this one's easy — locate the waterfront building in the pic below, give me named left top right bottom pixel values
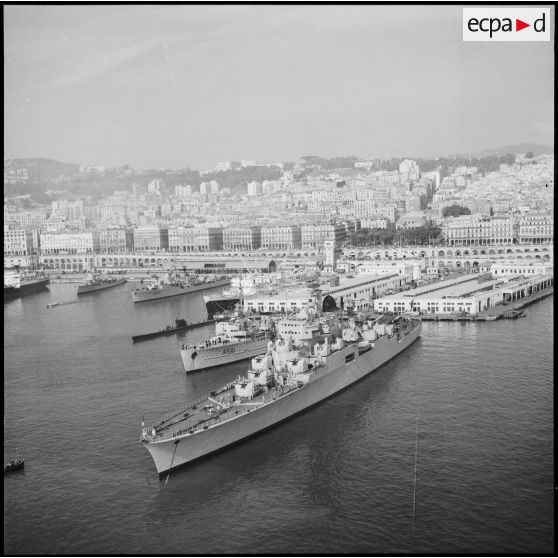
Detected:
left=197, top=225, right=224, bottom=252
left=442, top=215, right=515, bottom=246
left=40, top=230, right=100, bottom=255
left=261, top=225, right=302, bottom=250
left=168, top=226, right=198, bottom=252
left=320, top=273, right=408, bottom=311
left=99, top=227, right=134, bottom=253
left=356, top=261, right=422, bottom=281
left=133, top=225, right=169, bottom=252
left=490, top=260, right=553, bottom=277
left=223, top=225, right=262, bottom=251
left=4, top=227, right=38, bottom=256
left=243, top=287, right=317, bottom=315
left=373, top=273, right=553, bottom=315
left=517, top=213, right=553, bottom=244
left=301, top=222, right=346, bottom=250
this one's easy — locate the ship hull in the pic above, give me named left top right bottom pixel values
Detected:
left=147, top=323, right=421, bottom=475
left=77, top=278, right=127, bottom=295
left=205, top=296, right=240, bottom=318
left=4, top=277, right=50, bottom=300
left=180, top=337, right=271, bottom=372
left=132, top=278, right=230, bottom=303
left=132, top=319, right=216, bottom=343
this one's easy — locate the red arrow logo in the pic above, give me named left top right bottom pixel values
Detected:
left=516, top=19, right=530, bottom=31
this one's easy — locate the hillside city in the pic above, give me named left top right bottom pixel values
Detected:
left=4, top=149, right=553, bottom=276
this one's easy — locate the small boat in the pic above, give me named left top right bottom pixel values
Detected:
left=132, top=318, right=217, bottom=343
left=4, top=456, right=24, bottom=474
left=47, top=302, right=60, bottom=308
left=502, top=309, right=524, bottom=319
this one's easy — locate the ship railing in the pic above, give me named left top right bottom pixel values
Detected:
left=149, top=381, right=239, bottom=431
left=150, top=384, right=303, bottom=441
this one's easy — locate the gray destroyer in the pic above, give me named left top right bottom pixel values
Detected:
left=180, top=314, right=274, bottom=372
left=141, top=314, right=421, bottom=476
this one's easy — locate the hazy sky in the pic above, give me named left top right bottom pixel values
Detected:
left=4, top=5, right=554, bottom=169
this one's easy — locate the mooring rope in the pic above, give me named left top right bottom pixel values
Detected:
left=165, top=439, right=180, bottom=487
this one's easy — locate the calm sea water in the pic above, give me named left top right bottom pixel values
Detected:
left=3, top=282, right=554, bottom=555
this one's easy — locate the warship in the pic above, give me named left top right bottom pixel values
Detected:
left=77, top=275, right=126, bottom=295
left=4, top=270, right=50, bottom=300
left=142, top=314, right=421, bottom=476
left=132, top=273, right=230, bottom=303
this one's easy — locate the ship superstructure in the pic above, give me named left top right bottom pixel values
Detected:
left=4, top=270, right=50, bottom=300
left=132, top=272, right=230, bottom=303
left=179, top=314, right=274, bottom=372
left=143, top=314, right=421, bottom=475
left=77, top=274, right=126, bottom=295
left=203, top=272, right=282, bottom=317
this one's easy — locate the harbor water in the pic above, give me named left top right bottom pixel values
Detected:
left=3, top=283, right=554, bottom=554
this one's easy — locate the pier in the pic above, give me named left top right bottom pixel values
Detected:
left=419, top=286, right=553, bottom=322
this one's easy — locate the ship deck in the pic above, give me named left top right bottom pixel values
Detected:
left=148, top=379, right=304, bottom=443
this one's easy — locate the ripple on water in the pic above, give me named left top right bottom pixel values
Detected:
left=3, top=292, right=554, bottom=554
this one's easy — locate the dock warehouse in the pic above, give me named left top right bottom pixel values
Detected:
left=320, top=272, right=410, bottom=311
left=373, top=274, right=553, bottom=316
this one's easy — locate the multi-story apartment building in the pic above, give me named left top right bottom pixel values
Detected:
left=261, top=225, right=302, bottom=250
left=175, top=184, right=192, bottom=197
left=99, top=228, right=134, bottom=253
left=399, top=159, right=420, bottom=182
left=52, top=199, right=85, bottom=219
left=133, top=225, right=169, bottom=252
left=197, top=225, right=224, bottom=251
left=517, top=213, right=553, bottom=244
left=168, top=225, right=224, bottom=252
left=361, top=218, right=389, bottom=230
left=300, top=222, right=346, bottom=250
left=405, top=194, right=422, bottom=212
left=223, top=225, right=261, bottom=251
left=168, top=226, right=198, bottom=252
left=148, top=179, right=163, bottom=195
left=442, top=215, right=515, bottom=246
left=247, top=181, right=263, bottom=196
left=7, top=208, right=49, bottom=228
left=40, top=231, right=100, bottom=254
left=4, top=227, right=38, bottom=256
left=215, top=161, right=232, bottom=172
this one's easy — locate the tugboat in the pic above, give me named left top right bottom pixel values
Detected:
left=4, top=453, right=24, bottom=474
